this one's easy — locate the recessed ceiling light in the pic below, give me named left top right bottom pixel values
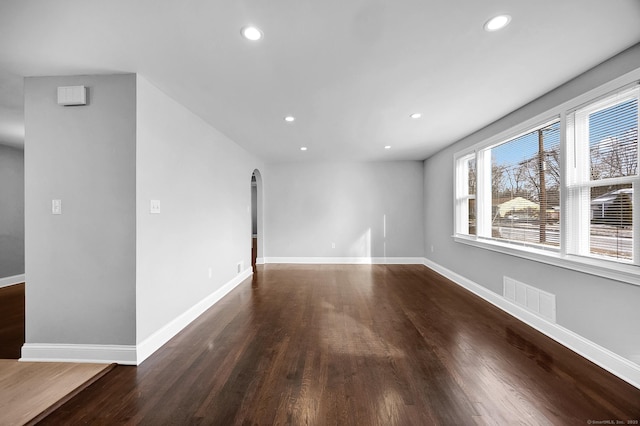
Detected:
left=410, top=113, right=422, bottom=119
left=384, top=146, right=391, bottom=150
left=241, top=26, right=263, bottom=41
left=284, top=116, right=295, bottom=122
left=484, top=15, right=511, bottom=32
left=300, top=147, right=308, bottom=151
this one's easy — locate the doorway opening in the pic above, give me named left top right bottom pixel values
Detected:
left=251, top=170, right=263, bottom=272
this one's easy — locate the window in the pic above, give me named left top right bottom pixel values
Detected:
left=455, top=154, right=476, bottom=235
left=567, top=87, right=638, bottom=262
left=455, top=83, right=639, bottom=272
left=488, top=121, right=560, bottom=249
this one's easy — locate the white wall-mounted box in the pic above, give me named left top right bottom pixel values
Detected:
left=57, top=85, right=87, bottom=106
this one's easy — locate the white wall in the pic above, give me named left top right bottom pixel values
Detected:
left=136, top=76, right=264, bottom=343
left=423, top=44, right=640, bottom=367
left=24, top=74, right=137, bottom=345
left=264, top=161, right=424, bottom=260
left=23, top=74, right=264, bottom=362
left=0, top=144, right=24, bottom=279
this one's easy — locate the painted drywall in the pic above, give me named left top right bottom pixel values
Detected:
left=0, top=144, right=24, bottom=278
left=423, top=43, right=640, bottom=365
left=136, top=76, right=264, bottom=343
left=24, top=74, right=137, bottom=345
left=264, top=161, right=424, bottom=259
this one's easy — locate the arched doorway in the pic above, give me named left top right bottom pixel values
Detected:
left=251, top=170, right=263, bottom=271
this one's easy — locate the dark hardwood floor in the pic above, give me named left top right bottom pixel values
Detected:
left=0, top=282, right=24, bottom=359
left=36, top=265, right=640, bottom=425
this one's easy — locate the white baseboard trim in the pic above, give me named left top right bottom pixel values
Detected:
left=256, top=257, right=265, bottom=265
left=21, top=343, right=137, bottom=365
left=422, top=257, right=640, bottom=390
left=20, top=268, right=253, bottom=366
left=263, top=257, right=425, bottom=265
left=0, top=274, right=25, bottom=288
left=135, top=267, right=253, bottom=365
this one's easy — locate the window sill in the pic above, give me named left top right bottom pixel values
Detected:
left=453, top=234, right=640, bottom=287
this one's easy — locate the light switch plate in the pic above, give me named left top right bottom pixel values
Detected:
left=52, top=199, right=62, bottom=215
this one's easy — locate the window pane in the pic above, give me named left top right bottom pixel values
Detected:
left=468, top=198, right=476, bottom=235
left=590, top=184, right=633, bottom=260
left=468, top=157, right=476, bottom=195
left=490, top=122, right=560, bottom=248
left=590, top=98, right=638, bottom=180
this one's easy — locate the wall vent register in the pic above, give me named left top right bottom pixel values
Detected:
left=503, top=276, right=556, bottom=323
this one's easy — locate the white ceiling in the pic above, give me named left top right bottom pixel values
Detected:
left=1, top=0, right=639, bottom=161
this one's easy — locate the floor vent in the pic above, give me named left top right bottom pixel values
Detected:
left=503, top=276, right=556, bottom=323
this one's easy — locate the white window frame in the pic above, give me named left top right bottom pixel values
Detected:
left=454, top=152, right=476, bottom=235
left=453, top=70, right=640, bottom=287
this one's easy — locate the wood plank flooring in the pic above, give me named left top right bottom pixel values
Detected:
left=0, top=360, right=114, bottom=425
left=0, top=283, right=24, bottom=359
left=37, top=265, right=640, bottom=425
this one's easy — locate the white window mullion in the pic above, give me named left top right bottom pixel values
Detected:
left=567, top=109, right=593, bottom=256
left=476, top=148, right=492, bottom=238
